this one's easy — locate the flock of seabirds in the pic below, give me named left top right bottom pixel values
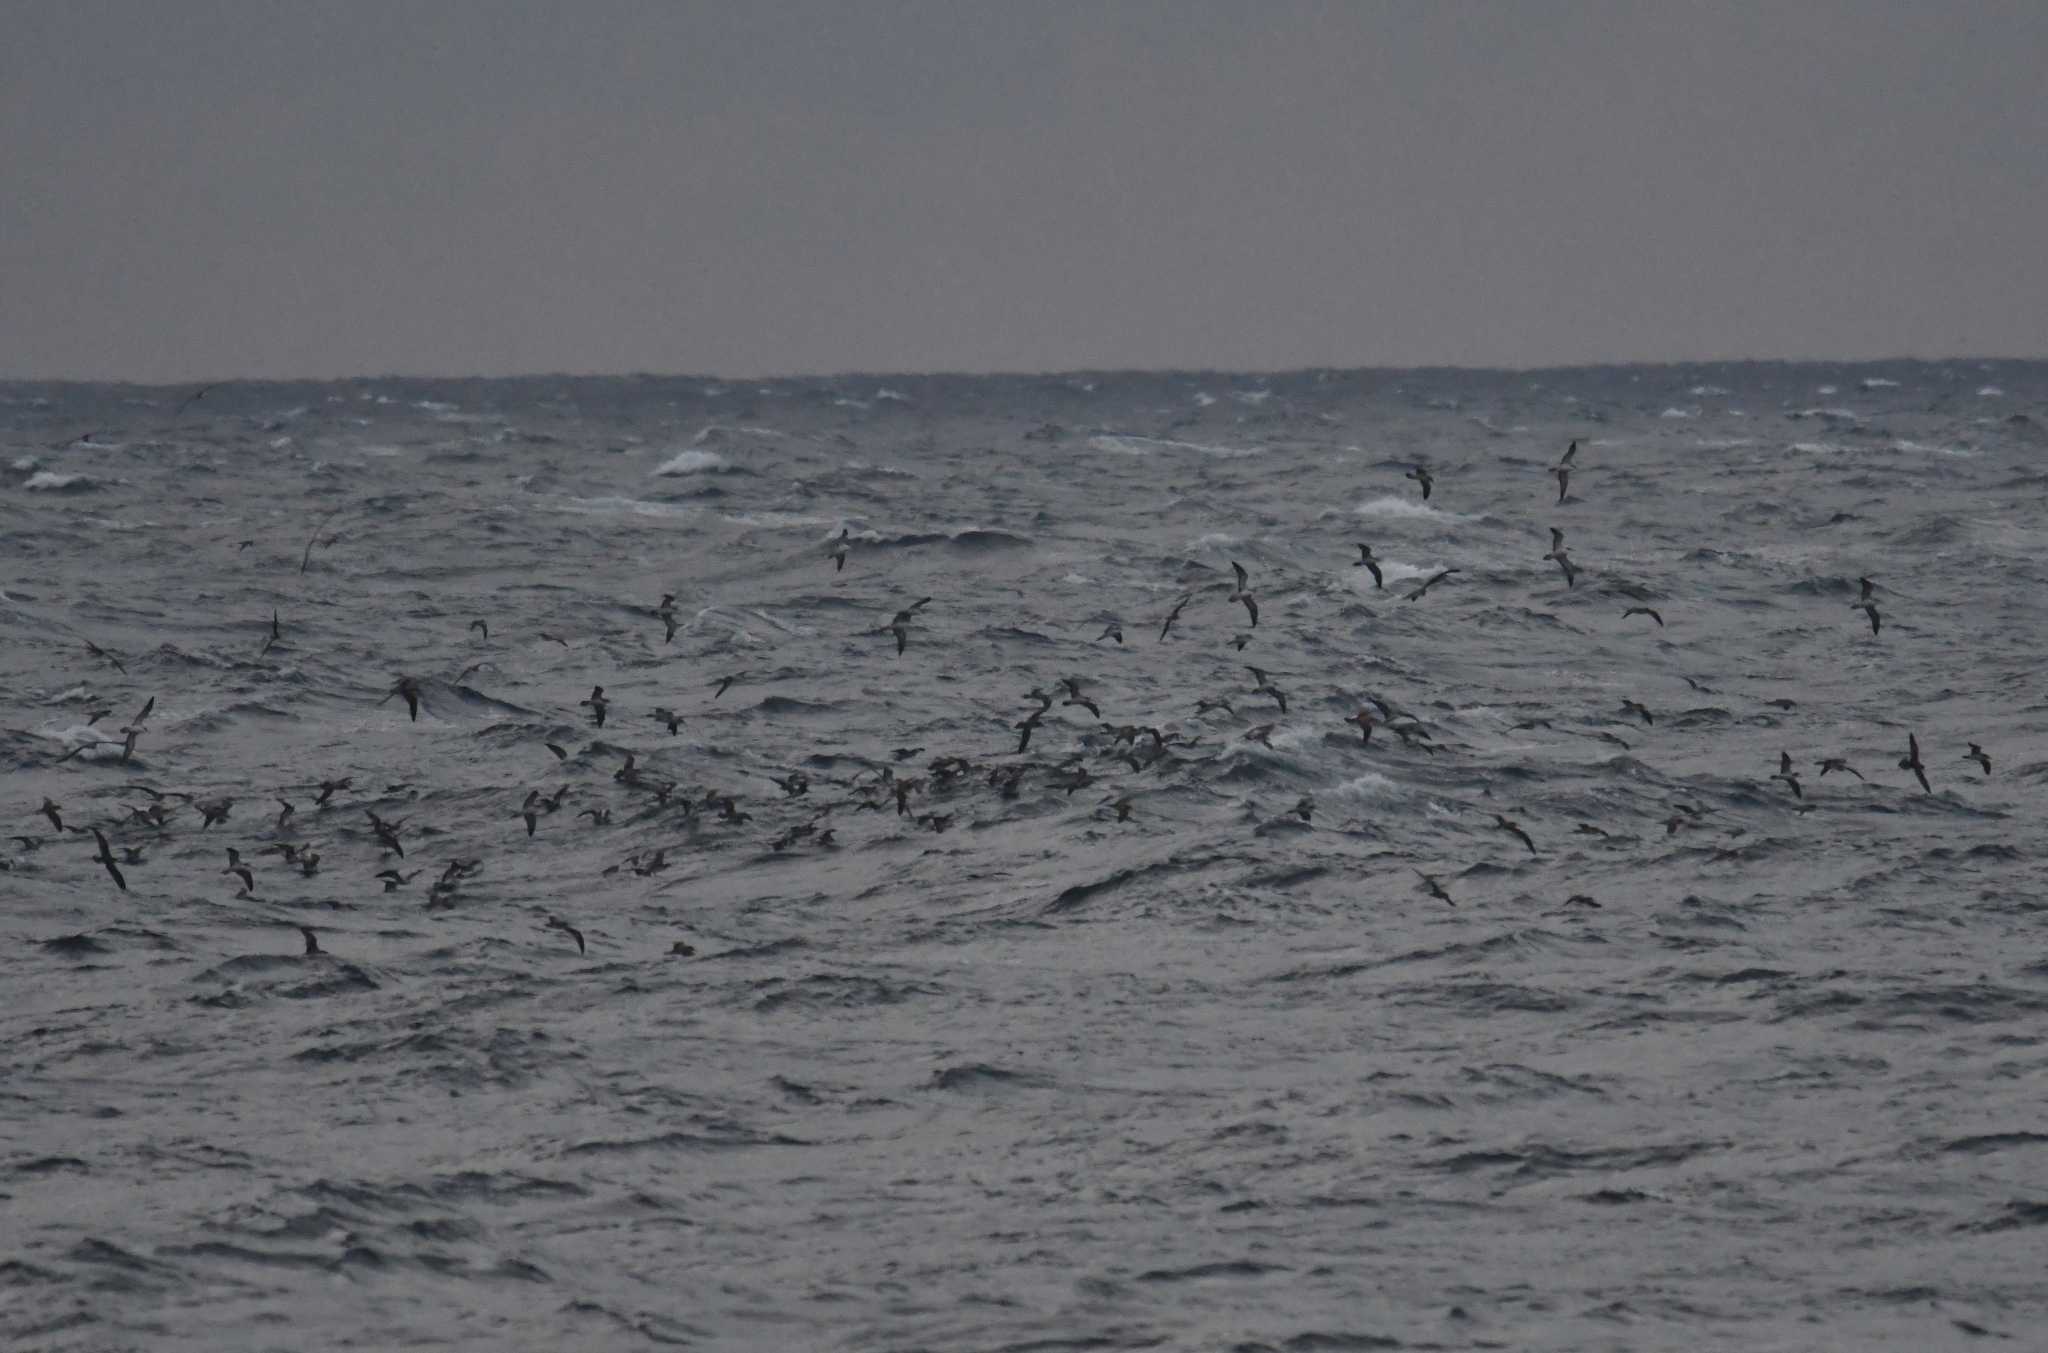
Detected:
left=13, top=435, right=1998, bottom=960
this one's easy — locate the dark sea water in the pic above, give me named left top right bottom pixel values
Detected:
left=5, top=362, right=2048, bottom=1351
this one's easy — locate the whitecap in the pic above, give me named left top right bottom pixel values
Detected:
left=875, top=388, right=910, bottom=402
left=1659, top=407, right=1696, bottom=419
left=652, top=449, right=729, bottom=476
left=1192, top=532, right=1242, bottom=549
left=1232, top=389, right=1273, bottom=406
left=11, top=455, right=40, bottom=471
left=1193, top=392, right=1216, bottom=407
left=24, top=471, right=92, bottom=491
left=557, top=496, right=698, bottom=520
left=1858, top=378, right=1899, bottom=390
left=1333, top=771, right=1399, bottom=799
left=1088, top=434, right=1260, bottom=459
left=691, top=424, right=783, bottom=446
left=1354, top=495, right=1448, bottom=520
left=1979, top=386, right=2004, bottom=397
left=723, top=510, right=840, bottom=529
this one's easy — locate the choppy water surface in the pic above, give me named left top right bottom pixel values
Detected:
left=5, top=363, right=2048, bottom=1351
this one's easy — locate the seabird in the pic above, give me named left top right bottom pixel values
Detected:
left=1858, top=576, right=1875, bottom=602
left=1405, top=569, right=1459, bottom=602
left=85, top=640, right=126, bottom=675
left=1622, top=607, right=1664, bottom=627
left=224, top=853, right=255, bottom=893
left=650, top=708, right=684, bottom=735
left=38, top=799, right=63, bottom=833
left=1352, top=544, right=1384, bottom=589
left=1542, top=528, right=1576, bottom=587
left=1345, top=710, right=1375, bottom=743
left=1235, top=593, right=1259, bottom=627
left=1550, top=441, right=1577, bottom=503
left=365, top=809, right=406, bottom=856
left=1816, top=757, right=1863, bottom=780
left=1014, top=710, right=1043, bottom=753
left=469, top=619, right=489, bottom=640
left=89, top=828, right=126, bottom=891
left=197, top=798, right=233, bottom=829
left=1964, top=742, right=1992, bottom=776
left=1619, top=699, right=1654, bottom=727
left=711, top=674, right=740, bottom=699
left=276, top=799, right=296, bottom=829
left=1158, top=594, right=1194, bottom=642
left=545, top=742, right=569, bottom=760
left=1406, top=465, right=1434, bottom=500
left=1414, top=870, right=1455, bottom=906
left=1898, top=733, right=1930, bottom=793
left=1291, top=796, right=1313, bottom=823
left=1106, top=796, right=1134, bottom=822
left=1769, top=754, right=1803, bottom=799
left=521, top=790, right=542, bottom=836
left=375, top=869, right=419, bottom=892
left=1097, top=622, right=1123, bottom=644
left=1059, top=677, right=1100, bottom=718
left=1243, top=724, right=1276, bottom=747
left=313, top=778, right=352, bottom=807
left=381, top=676, right=422, bottom=721
left=1854, top=601, right=1881, bottom=636
left=299, top=926, right=321, bottom=956
left=1493, top=814, right=1538, bottom=855
left=546, top=916, right=586, bottom=955
left=829, top=528, right=850, bottom=572
left=580, top=686, right=609, bottom=727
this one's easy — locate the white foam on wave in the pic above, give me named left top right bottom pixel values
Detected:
left=1193, top=392, right=1216, bottom=407
left=1789, top=442, right=1850, bottom=456
left=1788, top=407, right=1860, bottom=422
left=653, top=449, right=729, bottom=476
left=1264, top=723, right=1324, bottom=752
left=1354, top=495, right=1448, bottom=521
left=875, top=388, right=910, bottom=402
left=1979, top=386, right=2004, bottom=397
left=723, top=510, right=840, bottom=529
left=24, top=471, right=92, bottom=490
left=1088, top=434, right=1261, bottom=459
left=1859, top=378, right=1899, bottom=390
left=1333, top=771, right=1400, bottom=799
left=1892, top=439, right=1977, bottom=458
left=1232, top=389, right=1273, bottom=406
left=692, top=424, right=783, bottom=446
left=1659, top=407, right=1697, bottom=419
left=557, top=496, right=698, bottom=519
left=11, top=455, right=40, bottom=471
left=1192, top=532, right=1242, bottom=549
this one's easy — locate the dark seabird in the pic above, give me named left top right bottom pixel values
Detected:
left=365, top=809, right=406, bottom=856
left=225, top=856, right=255, bottom=893
left=661, top=612, right=678, bottom=644
left=1352, top=544, right=1384, bottom=589
left=669, top=940, right=697, bottom=957
left=1622, top=607, right=1664, bottom=627
left=1097, top=622, right=1123, bottom=644
left=375, top=868, right=419, bottom=892
left=276, top=798, right=296, bottom=829
left=829, top=528, right=850, bottom=572
left=1291, top=796, right=1313, bottom=823
left=540, top=632, right=571, bottom=648
left=546, top=916, right=586, bottom=955
left=545, top=742, right=569, bottom=760
left=1060, top=677, right=1100, bottom=718
left=1494, top=814, right=1538, bottom=855
left=313, top=778, right=352, bottom=807
left=884, top=618, right=910, bottom=655
left=1106, top=795, right=1134, bottom=822
left=580, top=686, right=609, bottom=727
left=1561, top=894, right=1601, bottom=909
left=469, top=619, right=488, bottom=640
left=1345, top=710, right=1375, bottom=743
left=1244, top=724, right=1276, bottom=747
left=650, top=707, right=684, bottom=735
left=198, top=798, right=233, bottom=829
left=1854, top=601, right=1881, bottom=636
left=1235, top=593, right=1259, bottom=627
left=711, top=674, right=740, bottom=699
left=85, top=640, right=127, bottom=675
left=1550, top=441, right=1577, bottom=503
left=1158, top=594, right=1194, bottom=642
left=1405, top=569, right=1459, bottom=602
left=381, top=676, right=422, bottom=721
left=39, top=798, right=63, bottom=833
left=1769, top=755, right=1803, bottom=799
left=1406, top=465, right=1435, bottom=500
left=1015, top=711, right=1042, bottom=753
left=1195, top=697, right=1235, bottom=717
left=299, top=926, right=321, bottom=956
left=892, top=745, right=926, bottom=760
left=1228, top=634, right=1253, bottom=651
left=1414, top=870, right=1455, bottom=906
left=1964, top=742, right=1991, bottom=776
left=1574, top=823, right=1611, bottom=838
left=1245, top=666, right=1288, bottom=714
left=521, top=790, right=542, bottom=836
left=89, top=828, right=126, bottom=891
left=1898, top=733, right=1930, bottom=793
left=1542, top=528, right=1576, bottom=587
left=1859, top=576, right=1875, bottom=602
left=1816, top=757, right=1863, bottom=780
left=1619, top=699, right=1654, bottom=727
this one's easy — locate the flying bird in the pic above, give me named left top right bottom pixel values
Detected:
left=1351, top=544, right=1383, bottom=589
left=1406, top=465, right=1434, bottom=500
left=1898, top=733, right=1930, bottom=794
left=1550, top=440, right=1578, bottom=504
left=1158, top=594, right=1194, bottom=642
left=1622, top=607, right=1664, bottom=627
left=1405, top=569, right=1459, bottom=602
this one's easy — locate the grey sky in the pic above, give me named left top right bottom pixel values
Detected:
left=4, top=0, right=2044, bottom=381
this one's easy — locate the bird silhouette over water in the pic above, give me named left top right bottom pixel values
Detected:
left=1351, top=544, right=1384, bottom=588
left=1899, top=733, right=1931, bottom=793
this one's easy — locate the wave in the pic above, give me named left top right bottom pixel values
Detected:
left=651, top=450, right=730, bottom=476
left=23, top=471, right=98, bottom=492
left=1087, top=434, right=1261, bottom=458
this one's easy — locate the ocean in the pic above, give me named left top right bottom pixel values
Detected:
left=4, top=361, right=2046, bottom=1350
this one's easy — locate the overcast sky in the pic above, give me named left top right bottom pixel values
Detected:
left=4, top=1, right=2044, bottom=381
